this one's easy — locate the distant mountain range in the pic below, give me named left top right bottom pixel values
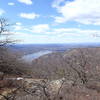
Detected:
left=8, top=43, right=100, bottom=57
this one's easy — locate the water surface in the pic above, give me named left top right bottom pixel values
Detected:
left=21, top=50, right=52, bottom=62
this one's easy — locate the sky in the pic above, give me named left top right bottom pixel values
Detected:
left=0, top=0, right=100, bottom=44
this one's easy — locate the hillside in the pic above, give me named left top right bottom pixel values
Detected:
left=0, top=47, right=100, bottom=100
left=32, top=47, right=100, bottom=80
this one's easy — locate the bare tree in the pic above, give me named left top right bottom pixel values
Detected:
left=0, top=18, right=16, bottom=46
left=64, top=48, right=89, bottom=85
left=0, top=17, right=21, bottom=79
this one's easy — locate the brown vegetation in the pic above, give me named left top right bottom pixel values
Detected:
left=0, top=18, right=100, bottom=100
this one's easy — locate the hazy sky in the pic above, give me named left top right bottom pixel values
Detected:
left=0, top=0, right=100, bottom=44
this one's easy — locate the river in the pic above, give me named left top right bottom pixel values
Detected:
left=21, top=50, right=52, bottom=62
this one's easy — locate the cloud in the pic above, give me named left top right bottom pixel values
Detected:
left=8, top=2, right=15, bottom=6
left=31, top=24, right=50, bottom=33
left=12, top=24, right=100, bottom=44
left=14, top=25, right=22, bottom=31
left=52, top=0, right=100, bottom=25
left=13, top=22, right=23, bottom=31
left=52, top=0, right=65, bottom=8
left=16, top=22, right=22, bottom=26
left=13, top=32, right=53, bottom=44
left=13, top=22, right=31, bottom=31
left=53, top=28, right=97, bottom=36
left=13, top=28, right=100, bottom=44
left=18, top=0, right=33, bottom=5
left=19, top=13, right=39, bottom=19
left=53, top=16, right=66, bottom=23
left=0, top=9, right=5, bottom=15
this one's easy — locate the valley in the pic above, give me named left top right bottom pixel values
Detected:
left=1, top=44, right=100, bottom=100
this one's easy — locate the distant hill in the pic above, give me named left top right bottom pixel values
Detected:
left=8, top=43, right=100, bottom=57
left=32, top=47, right=100, bottom=79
